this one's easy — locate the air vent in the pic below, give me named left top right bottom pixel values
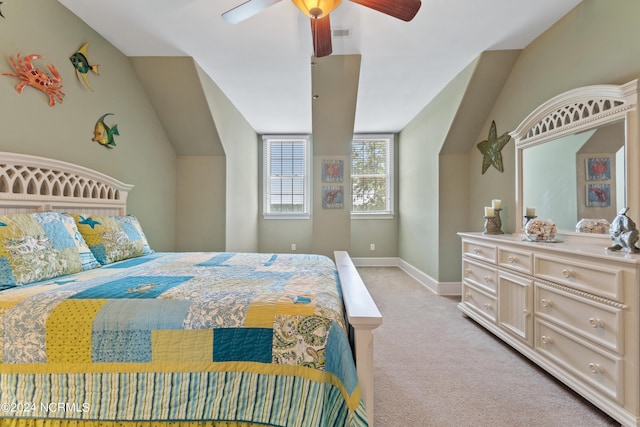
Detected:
left=332, top=28, right=351, bottom=38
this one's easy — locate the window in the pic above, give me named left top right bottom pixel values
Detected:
left=263, top=135, right=311, bottom=218
left=351, top=134, right=394, bottom=216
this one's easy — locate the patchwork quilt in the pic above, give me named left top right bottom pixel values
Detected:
left=0, top=252, right=367, bottom=427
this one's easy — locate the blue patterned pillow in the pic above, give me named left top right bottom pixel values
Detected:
left=0, top=212, right=100, bottom=290
left=71, top=214, right=153, bottom=265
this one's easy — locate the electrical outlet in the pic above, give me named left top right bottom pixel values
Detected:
left=291, top=243, right=297, bottom=251
left=370, top=243, right=375, bottom=251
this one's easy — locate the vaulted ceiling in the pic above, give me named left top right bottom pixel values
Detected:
left=58, top=0, right=583, bottom=134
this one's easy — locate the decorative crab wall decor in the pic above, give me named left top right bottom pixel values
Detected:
left=2, top=53, right=65, bottom=106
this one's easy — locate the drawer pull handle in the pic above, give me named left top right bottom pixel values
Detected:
left=589, top=318, right=604, bottom=328
left=523, top=309, right=530, bottom=317
left=541, top=335, right=553, bottom=345
left=473, top=247, right=481, bottom=254
left=562, top=269, right=574, bottom=278
left=483, top=275, right=492, bottom=283
left=463, top=291, right=472, bottom=301
left=541, top=298, right=553, bottom=308
left=507, top=256, right=517, bottom=264
left=484, top=303, right=492, bottom=311
left=588, top=363, right=603, bottom=374
left=464, top=268, right=471, bottom=277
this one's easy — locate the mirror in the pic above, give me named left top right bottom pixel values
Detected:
left=521, top=120, right=625, bottom=232
left=511, top=80, right=639, bottom=240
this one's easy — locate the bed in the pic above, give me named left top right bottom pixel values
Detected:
left=0, top=152, right=382, bottom=427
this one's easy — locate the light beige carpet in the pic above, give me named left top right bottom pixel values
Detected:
left=357, top=267, right=620, bottom=427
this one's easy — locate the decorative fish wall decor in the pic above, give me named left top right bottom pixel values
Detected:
left=70, top=43, right=99, bottom=90
left=92, top=113, right=119, bottom=149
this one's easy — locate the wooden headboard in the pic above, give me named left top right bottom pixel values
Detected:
left=0, top=152, right=132, bottom=216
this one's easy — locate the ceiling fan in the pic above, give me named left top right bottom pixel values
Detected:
left=222, top=0, right=422, bottom=57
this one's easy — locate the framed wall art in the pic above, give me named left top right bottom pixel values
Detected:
left=586, top=157, right=611, bottom=181
left=322, top=185, right=344, bottom=209
left=586, top=183, right=611, bottom=207
left=321, top=159, right=343, bottom=183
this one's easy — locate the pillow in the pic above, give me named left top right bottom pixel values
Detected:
left=71, top=214, right=153, bottom=265
left=0, top=212, right=100, bottom=290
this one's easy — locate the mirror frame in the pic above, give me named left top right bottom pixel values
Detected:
left=510, top=79, right=640, bottom=243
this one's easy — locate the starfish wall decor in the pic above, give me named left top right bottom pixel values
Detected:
left=477, top=120, right=511, bottom=174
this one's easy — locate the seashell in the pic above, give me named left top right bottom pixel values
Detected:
left=525, top=218, right=557, bottom=241
left=576, top=218, right=610, bottom=234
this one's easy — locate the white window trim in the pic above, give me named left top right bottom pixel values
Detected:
left=351, top=134, right=394, bottom=219
left=262, top=135, right=312, bottom=219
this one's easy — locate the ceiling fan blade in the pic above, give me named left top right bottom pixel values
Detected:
left=349, top=0, right=421, bottom=21
left=222, top=0, right=283, bottom=24
left=311, top=15, right=332, bottom=58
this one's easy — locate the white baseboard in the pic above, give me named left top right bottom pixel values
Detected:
left=351, top=257, right=400, bottom=267
left=351, top=257, right=462, bottom=296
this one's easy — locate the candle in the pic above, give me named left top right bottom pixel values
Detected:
left=526, top=207, right=536, bottom=217
left=491, top=199, right=502, bottom=210
left=485, top=206, right=495, bottom=217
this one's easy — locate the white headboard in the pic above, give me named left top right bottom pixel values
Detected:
left=0, top=152, right=132, bottom=216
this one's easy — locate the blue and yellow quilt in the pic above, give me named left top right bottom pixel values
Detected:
left=0, top=252, right=367, bottom=427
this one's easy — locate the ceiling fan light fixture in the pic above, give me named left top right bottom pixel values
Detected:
left=292, top=0, right=342, bottom=18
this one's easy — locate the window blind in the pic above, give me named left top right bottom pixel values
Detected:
left=263, top=136, right=310, bottom=217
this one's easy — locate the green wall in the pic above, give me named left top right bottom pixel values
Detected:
left=196, top=65, right=259, bottom=252
left=5, top=0, right=638, bottom=272
left=0, top=0, right=177, bottom=250
left=399, top=60, right=477, bottom=278
left=175, top=156, right=226, bottom=251
left=469, top=0, right=640, bottom=238
left=400, top=0, right=640, bottom=283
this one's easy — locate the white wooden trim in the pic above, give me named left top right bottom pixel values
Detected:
left=509, top=80, right=639, bottom=238
left=351, top=256, right=400, bottom=267
left=334, top=251, right=383, bottom=426
left=510, top=80, right=638, bottom=149
left=0, top=152, right=132, bottom=215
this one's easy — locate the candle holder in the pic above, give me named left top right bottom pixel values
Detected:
left=493, top=208, right=504, bottom=234
left=483, top=215, right=501, bottom=235
left=523, top=215, right=537, bottom=227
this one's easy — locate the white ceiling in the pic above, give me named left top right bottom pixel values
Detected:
left=57, top=0, right=582, bottom=134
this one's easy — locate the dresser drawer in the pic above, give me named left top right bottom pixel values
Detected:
left=463, top=258, right=497, bottom=294
left=462, top=239, right=497, bottom=264
left=534, top=254, right=623, bottom=301
left=498, top=246, right=533, bottom=275
left=461, top=283, right=497, bottom=323
left=536, top=319, right=623, bottom=403
left=535, top=282, right=623, bottom=353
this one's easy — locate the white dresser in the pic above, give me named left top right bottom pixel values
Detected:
left=458, top=232, right=640, bottom=426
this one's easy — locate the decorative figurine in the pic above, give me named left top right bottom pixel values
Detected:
left=92, top=113, right=119, bottom=149
left=477, top=120, right=511, bottom=174
left=2, top=54, right=65, bottom=106
left=69, top=43, right=100, bottom=91
left=607, top=207, right=640, bottom=253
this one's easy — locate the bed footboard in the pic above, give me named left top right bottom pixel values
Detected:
left=334, top=251, right=382, bottom=426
